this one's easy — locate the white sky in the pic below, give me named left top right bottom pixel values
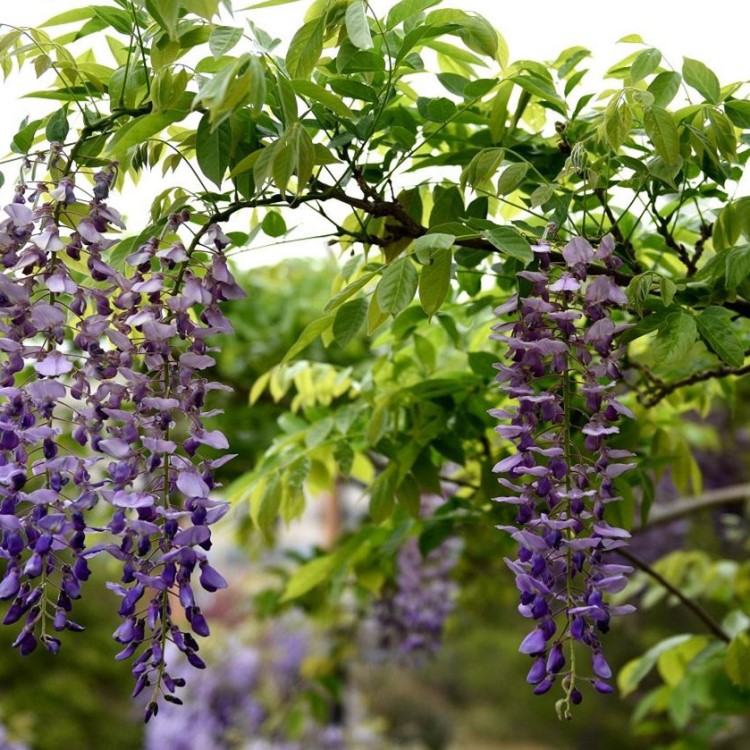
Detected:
left=1, top=0, right=749, bottom=265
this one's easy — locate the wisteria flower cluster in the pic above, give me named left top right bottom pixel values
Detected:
left=372, top=494, right=459, bottom=660
left=0, top=158, right=242, bottom=719
left=490, top=235, right=636, bottom=717
left=144, top=621, right=348, bottom=750
left=0, top=722, right=29, bottom=750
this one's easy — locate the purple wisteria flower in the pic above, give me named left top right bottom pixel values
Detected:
left=490, top=235, right=636, bottom=717
left=144, top=621, right=347, bottom=750
left=371, top=493, right=460, bottom=661
left=0, top=158, right=243, bottom=718
left=0, top=724, right=29, bottom=750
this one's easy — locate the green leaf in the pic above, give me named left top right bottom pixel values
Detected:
left=280, top=482, right=305, bottom=524
left=34, top=54, right=52, bottom=78
left=484, top=226, right=532, bottom=265
left=511, top=73, right=567, bottom=115
left=682, top=57, right=721, bottom=104
left=328, top=77, right=377, bottom=101
left=324, top=271, right=378, bottom=312
left=339, top=48, right=384, bottom=74
left=151, top=67, right=189, bottom=111
left=419, top=246, right=452, bottom=316
left=450, top=11, right=498, bottom=58
left=376, top=257, right=419, bottom=315
left=696, top=307, right=745, bottom=367
left=396, top=474, right=421, bottom=518
left=286, top=16, right=325, bottom=79
left=603, top=98, right=632, bottom=151
left=287, top=121, right=315, bottom=193
left=618, top=634, right=696, bottom=697
left=209, top=26, right=242, bottom=58
left=41, top=8, right=94, bottom=26
left=369, top=464, right=397, bottom=522
left=332, top=297, right=368, bottom=348
left=45, top=107, right=69, bottom=143
left=418, top=96, right=457, bottom=122
left=707, top=107, right=736, bottom=159
left=496, top=162, right=529, bottom=195
left=653, top=310, right=697, bottom=365
left=460, top=147, right=504, bottom=191
left=91, top=6, right=133, bottom=35
left=291, top=79, right=355, bottom=118
left=386, top=0, right=441, bottom=28
left=252, top=473, right=282, bottom=533
left=228, top=149, right=261, bottom=178
left=105, top=110, right=185, bottom=156
left=282, top=313, right=334, bottom=363
left=282, top=553, right=339, bottom=601
left=195, top=113, right=232, bottom=187
left=367, top=294, right=388, bottom=336
left=305, top=416, right=334, bottom=449
left=277, top=75, right=298, bottom=124
left=345, top=0, right=373, bottom=50
left=529, top=184, right=554, bottom=208
left=657, top=636, right=708, bottom=686
left=438, top=72, right=469, bottom=97
left=725, top=100, right=750, bottom=129
left=413, top=232, right=455, bottom=262
left=261, top=210, right=287, bottom=237
left=11, top=118, right=43, bottom=155
left=725, top=244, right=750, bottom=291
left=630, top=48, right=662, bottom=83
left=648, top=71, right=681, bottom=108
left=182, top=0, right=221, bottom=18
left=660, top=276, right=676, bottom=307
left=249, top=370, right=272, bottom=405
left=627, top=272, right=655, bottom=316
left=726, top=633, right=750, bottom=688
left=193, top=53, right=265, bottom=124
left=464, top=78, right=498, bottom=98
left=644, top=106, right=680, bottom=164
left=145, top=0, right=180, bottom=40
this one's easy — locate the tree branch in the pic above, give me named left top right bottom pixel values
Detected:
left=616, top=547, right=731, bottom=643
left=642, top=360, right=750, bottom=407
left=635, top=483, right=750, bottom=529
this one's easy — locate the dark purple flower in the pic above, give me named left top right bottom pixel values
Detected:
left=490, top=235, right=635, bottom=712
left=1, top=155, right=241, bottom=718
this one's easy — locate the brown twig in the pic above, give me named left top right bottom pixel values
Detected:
left=617, top=547, right=731, bottom=643
left=642, top=360, right=750, bottom=407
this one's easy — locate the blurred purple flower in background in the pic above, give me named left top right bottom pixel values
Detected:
left=0, top=723, right=28, bottom=750
left=371, top=494, right=460, bottom=661
left=144, top=619, right=347, bottom=750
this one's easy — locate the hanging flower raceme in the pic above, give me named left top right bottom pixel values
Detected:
left=490, top=234, right=636, bottom=717
left=371, top=493, right=459, bottom=661
left=0, top=157, right=242, bottom=719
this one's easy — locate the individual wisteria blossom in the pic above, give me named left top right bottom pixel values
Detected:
left=371, top=494, right=460, bottom=661
left=144, top=622, right=348, bottom=750
left=0, top=723, right=29, bottom=750
left=0, top=155, right=243, bottom=719
left=490, top=234, right=636, bottom=717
